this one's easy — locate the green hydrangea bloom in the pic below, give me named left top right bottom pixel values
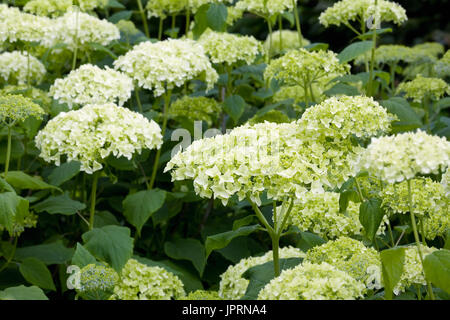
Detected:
left=319, top=0, right=407, bottom=29
left=218, top=246, right=305, bottom=300
left=23, top=0, right=72, bottom=17
left=435, top=50, right=450, bottom=78
left=0, top=51, right=47, bottom=86
left=381, top=178, right=449, bottom=240
left=442, top=168, right=449, bottom=196
left=305, top=237, right=382, bottom=289
left=169, top=96, right=221, bottom=125
left=77, top=264, right=119, bottom=300
left=264, top=30, right=310, bottom=55
left=0, top=85, right=51, bottom=113
left=146, top=0, right=233, bottom=18
left=116, top=20, right=141, bottom=37
left=412, top=42, right=445, bottom=60
left=114, top=39, right=218, bottom=97
left=198, top=30, right=263, bottom=66
left=358, top=130, right=450, bottom=184
left=354, top=45, right=417, bottom=66
left=273, top=85, right=326, bottom=107
left=112, top=259, right=185, bottom=300
left=257, top=262, right=366, bottom=300
left=226, top=6, right=244, bottom=25
left=49, top=64, right=133, bottom=108
left=0, top=94, right=45, bottom=125
left=35, top=103, right=163, bottom=174
left=247, top=110, right=291, bottom=125
left=236, top=0, right=294, bottom=17
left=178, top=290, right=222, bottom=300
left=396, top=74, right=449, bottom=103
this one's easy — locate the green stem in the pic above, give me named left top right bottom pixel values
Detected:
left=149, top=89, right=172, bottom=189
left=137, top=0, right=150, bottom=38
left=249, top=198, right=274, bottom=235
left=88, top=171, right=100, bottom=230
left=72, top=7, right=80, bottom=71
left=390, top=63, right=397, bottom=92
left=355, top=177, right=365, bottom=202
left=158, top=18, right=164, bottom=40
left=367, top=0, right=378, bottom=97
left=303, top=79, right=309, bottom=109
left=4, top=126, right=12, bottom=178
left=0, top=237, right=18, bottom=273
left=407, top=180, right=435, bottom=300
left=292, top=0, right=303, bottom=47
left=135, top=87, right=143, bottom=113
left=266, top=17, right=273, bottom=63
left=185, top=9, right=191, bottom=36
left=272, top=234, right=280, bottom=277
left=278, top=15, right=283, bottom=53
left=171, top=15, right=177, bottom=38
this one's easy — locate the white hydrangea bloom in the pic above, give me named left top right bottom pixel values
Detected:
left=49, top=64, right=133, bottom=108
left=23, top=0, right=72, bottom=17
left=35, top=103, right=163, bottom=174
left=236, top=0, right=294, bottom=17
left=358, top=131, right=450, bottom=184
left=264, top=30, right=310, bottom=55
left=0, top=51, right=46, bottom=85
left=114, top=39, right=218, bottom=97
left=218, top=246, right=305, bottom=300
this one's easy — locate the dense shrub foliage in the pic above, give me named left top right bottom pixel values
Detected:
left=0, top=0, right=449, bottom=301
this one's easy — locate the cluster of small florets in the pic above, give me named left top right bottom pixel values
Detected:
left=357, top=131, right=450, bottom=184
left=77, top=264, right=119, bottom=300
left=0, top=51, right=47, bottom=85
left=178, top=290, right=222, bottom=300
left=289, top=192, right=363, bottom=239
left=305, top=237, right=382, bottom=289
left=114, top=39, right=218, bottom=97
left=412, top=42, right=445, bottom=60
left=319, top=0, right=407, bottom=29
left=257, top=262, right=366, bottom=300
left=116, top=20, right=141, bottom=38
left=112, top=259, right=185, bottom=300
left=381, top=178, right=449, bottom=240
left=49, top=64, right=133, bottom=108
left=198, top=30, right=263, bottom=66
left=23, top=0, right=72, bottom=17
left=396, top=74, right=449, bottom=103
left=442, top=168, right=450, bottom=196
left=354, top=45, right=417, bottom=66
left=0, top=94, right=45, bottom=125
left=236, top=0, right=294, bottom=17
left=264, top=30, right=310, bottom=55
left=435, top=50, right=450, bottom=78
left=0, top=85, right=51, bottom=112
left=248, top=110, right=291, bottom=125
left=218, top=247, right=305, bottom=300
left=35, top=103, right=163, bottom=174
left=264, top=49, right=350, bottom=88
left=146, top=0, right=233, bottom=18
left=169, top=96, right=221, bottom=125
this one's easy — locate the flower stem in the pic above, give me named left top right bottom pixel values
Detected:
left=266, top=17, right=273, bottom=63
left=367, top=0, right=378, bottom=97
left=4, top=126, right=12, bottom=178
left=149, top=89, right=172, bottom=189
left=158, top=18, right=164, bottom=40
left=72, top=7, right=80, bottom=71
left=137, top=0, right=150, bottom=38
left=292, top=0, right=303, bottom=47
left=272, top=234, right=280, bottom=277
left=278, top=15, right=283, bottom=52
left=185, top=10, right=191, bottom=36
left=89, top=171, right=100, bottom=230
left=0, top=237, right=18, bottom=273
left=135, top=87, right=143, bottom=113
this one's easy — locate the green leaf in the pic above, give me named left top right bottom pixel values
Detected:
left=192, top=4, right=209, bottom=39
left=71, top=243, right=97, bottom=268
left=164, top=238, right=206, bottom=276
left=86, top=42, right=118, bottom=59
left=339, top=189, right=360, bottom=213
left=2, top=171, right=60, bottom=191
left=380, top=97, right=422, bottom=132
left=296, top=231, right=326, bottom=251
left=33, top=194, right=86, bottom=215
left=15, top=240, right=74, bottom=265
left=380, top=247, right=406, bottom=300
left=109, top=10, right=133, bottom=24
left=359, top=198, right=385, bottom=241
left=324, top=83, right=360, bottom=96
left=47, top=162, right=81, bottom=187
left=337, top=41, right=373, bottom=63
left=206, top=3, right=228, bottom=32
left=242, top=258, right=304, bottom=300
left=304, top=43, right=329, bottom=51
left=0, top=285, right=48, bottom=300
left=123, top=189, right=166, bottom=235
left=19, top=258, right=56, bottom=291
left=223, top=95, right=246, bottom=124
left=232, top=215, right=255, bottom=230
left=105, top=0, right=125, bottom=9
left=423, top=249, right=450, bottom=294
left=0, top=191, right=23, bottom=234
left=205, top=225, right=260, bottom=258
left=82, top=226, right=134, bottom=272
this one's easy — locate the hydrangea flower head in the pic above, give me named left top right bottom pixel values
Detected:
left=435, top=50, right=450, bottom=78
left=35, top=103, right=163, bottom=174
left=236, top=0, right=294, bottom=17
left=77, top=264, right=119, bottom=300
left=112, top=259, right=185, bottom=300
left=264, top=30, right=310, bottom=55
left=354, top=44, right=417, bottom=66
left=179, top=290, right=222, bottom=300
left=358, top=131, right=450, bottom=184
left=257, top=262, right=366, bottom=300
left=49, top=64, right=133, bottom=108
left=169, top=96, right=221, bottom=125
left=23, top=0, right=72, bottom=17
left=0, top=51, right=47, bottom=85
left=114, top=39, right=218, bottom=97
left=396, top=74, right=449, bottom=103
left=0, top=94, right=45, bottom=125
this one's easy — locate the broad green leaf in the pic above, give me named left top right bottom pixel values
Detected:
left=380, top=98, right=422, bottom=132
left=47, top=162, right=81, bottom=186
left=109, top=10, right=133, bottom=24
left=445, top=229, right=450, bottom=250
left=192, top=4, right=209, bottom=39
left=105, top=0, right=125, bottom=9
left=33, top=194, right=86, bottom=215
left=19, top=258, right=56, bottom=291
left=324, top=83, right=360, bottom=96
left=71, top=243, right=97, bottom=268
left=0, top=188, right=29, bottom=235
left=94, top=211, right=120, bottom=228
left=232, top=215, right=255, bottom=230
left=87, top=42, right=117, bottom=59
left=0, top=285, right=48, bottom=300
left=123, top=189, right=166, bottom=235
left=296, top=231, right=326, bottom=251
left=339, top=189, right=360, bottom=213
left=304, top=43, right=329, bottom=51
left=423, top=249, right=450, bottom=294
left=1, top=171, right=60, bottom=191
left=242, top=258, right=304, bottom=300
left=205, top=225, right=260, bottom=258
left=337, top=41, right=373, bottom=63
left=223, top=95, right=246, bottom=124
left=15, top=240, right=74, bottom=265
left=164, top=238, right=206, bottom=276
left=359, top=198, right=385, bottom=241
left=381, top=247, right=405, bottom=300
left=206, top=3, right=228, bottom=32
left=82, top=225, right=134, bottom=272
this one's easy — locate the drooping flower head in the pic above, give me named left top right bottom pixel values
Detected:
left=396, top=74, right=449, bottom=103
left=218, top=246, right=305, bottom=300
left=77, top=264, right=119, bottom=300
left=112, top=259, right=185, bottom=300
left=257, top=262, right=366, bottom=300
left=198, top=30, right=263, bottom=66
left=114, top=39, right=218, bottom=97
left=169, top=96, right=221, bottom=126
left=0, top=94, right=45, bottom=125
left=0, top=51, right=47, bottom=86
left=357, top=131, right=450, bottom=184
left=49, top=64, right=133, bottom=108
left=264, top=30, right=310, bottom=55
left=236, top=0, right=294, bottom=17
left=35, top=103, right=163, bottom=174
